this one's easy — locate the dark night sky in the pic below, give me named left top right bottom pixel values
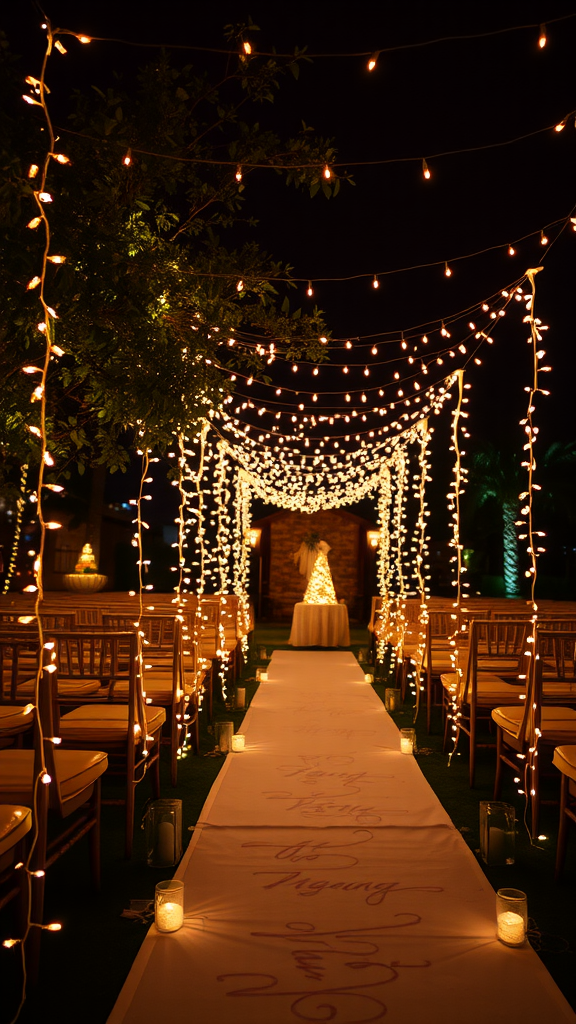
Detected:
left=3, top=0, right=576, bottom=453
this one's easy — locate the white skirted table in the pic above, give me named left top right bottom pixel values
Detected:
left=288, top=601, right=350, bottom=647
left=108, top=651, right=576, bottom=1024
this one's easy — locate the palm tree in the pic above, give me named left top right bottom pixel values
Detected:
left=469, top=444, right=523, bottom=596
left=467, top=441, right=576, bottom=598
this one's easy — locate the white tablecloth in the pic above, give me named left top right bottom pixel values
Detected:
left=289, top=602, right=350, bottom=647
left=109, top=652, right=576, bottom=1024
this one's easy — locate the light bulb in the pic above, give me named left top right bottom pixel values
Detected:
left=243, top=41, right=252, bottom=55
left=540, top=231, right=548, bottom=245
left=538, top=24, right=546, bottom=48
left=306, top=281, right=313, bottom=296
left=444, top=262, right=452, bottom=277
left=508, top=245, right=515, bottom=256
left=323, top=164, right=332, bottom=180
left=422, top=158, right=431, bottom=180
left=372, top=275, right=379, bottom=289
left=235, top=166, right=242, bottom=182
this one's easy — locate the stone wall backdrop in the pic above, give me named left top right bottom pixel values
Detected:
left=258, top=509, right=369, bottom=621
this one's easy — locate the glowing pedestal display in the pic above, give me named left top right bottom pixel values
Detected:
left=303, top=551, right=337, bottom=605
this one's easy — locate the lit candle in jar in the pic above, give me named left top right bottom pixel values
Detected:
left=364, top=673, right=374, bottom=683
left=155, top=879, right=184, bottom=933
left=497, top=911, right=525, bottom=946
left=400, top=728, right=416, bottom=754
left=156, top=901, right=184, bottom=933
left=260, top=672, right=268, bottom=682
left=236, top=687, right=246, bottom=708
left=496, top=887, right=527, bottom=946
left=232, top=733, right=245, bottom=752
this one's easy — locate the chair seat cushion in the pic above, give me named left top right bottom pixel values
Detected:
left=543, top=683, right=576, bottom=699
left=0, top=804, right=32, bottom=856
left=441, top=672, right=525, bottom=703
left=114, top=673, right=199, bottom=702
left=492, top=705, right=576, bottom=742
left=477, top=658, right=521, bottom=673
left=0, top=749, right=108, bottom=804
left=59, top=704, right=166, bottom=744
left=17, top=678, right=103, bottom=697
left=0, top=705, right=34, bottom=736
left=553, top=745, right=576, bottom=784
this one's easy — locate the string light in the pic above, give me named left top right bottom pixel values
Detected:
left=540, top=230, right=548, bottom=245
left=123, top=149, right=132, bottom=166
left=372, top=275, right=379, bottom=289
left=367, top=52, right=379, bottom=71
left=508, top=245, right=516, bottom=256
left=538, top=24, right=547, bottom=48
left=306, top=281, right=313, bottom=297
left=422, top=158, right=431, bottom=180
left=444, top=262, right=452, bottom=278
left=235, top=166, right=242, bottom=182
left=323, top=164, right=332, bottom=180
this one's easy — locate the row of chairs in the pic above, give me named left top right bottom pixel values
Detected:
left=0, top=590, right=252, bottom=981
left=0, top=595, right=233, bottom=979
left=371, top=598, right=576, bottom=873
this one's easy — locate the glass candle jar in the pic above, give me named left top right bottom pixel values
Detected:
left=400, top=727, right=416, bottom=754
left=232, top=733, right=245, bottom=752
left=496, top=888, right=527, bottom=947
left=364, top=672, right=374, bottom=683
left=215, top=720, right=234, bottom=753
left=480, top=801, right=515, bottom=866
left=385, top=687, right=401, bottom=712
left=145, top=799, right=183, bottom=869
left=155, top=880, right=184, bottom=933
left=235, top=686, right=246, bottom=709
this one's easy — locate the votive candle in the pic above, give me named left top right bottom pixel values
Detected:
left=400, top=728, right=416, bottom=754
left=496, top=888, right=527, bottom=947
left=155, top=880, right=184, bottom=933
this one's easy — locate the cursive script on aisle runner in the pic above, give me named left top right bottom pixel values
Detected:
left=218, top=922, right=432, bottom=1023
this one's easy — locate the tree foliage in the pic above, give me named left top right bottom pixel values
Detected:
left=0, top=25, right=345, bottom=483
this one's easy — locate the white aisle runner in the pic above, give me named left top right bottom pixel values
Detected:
left=108, top=652, right=576, bottom=1024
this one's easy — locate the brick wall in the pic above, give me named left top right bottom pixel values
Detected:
left=266, top=510, right=363, bottom=620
